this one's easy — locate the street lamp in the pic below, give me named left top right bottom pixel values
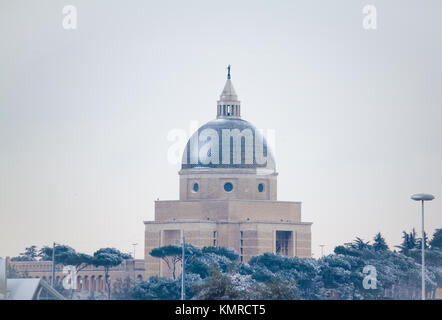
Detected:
left=132, top=243, right=138, bottom=260
left=51, top=242, right=61, bottom=288
left=411, top=193, right=435, bottom=300
left=181, top=236, right=185, bottom=300
left=319, top=245, right=326, bottom=257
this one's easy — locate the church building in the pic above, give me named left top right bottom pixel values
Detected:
left=144, top=67, right=312, bottom=278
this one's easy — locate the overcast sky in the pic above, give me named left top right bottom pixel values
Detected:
left=1, top=0, right=441, bottom=259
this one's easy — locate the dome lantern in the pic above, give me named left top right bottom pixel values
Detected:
left=217, top=65, right=241, bottom=118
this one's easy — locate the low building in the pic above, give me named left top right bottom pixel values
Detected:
left=7, top=258, right=145, bottom=295
left=5, top=278, right=65, bottom=300
left=1, top=258, right=64, bottom=300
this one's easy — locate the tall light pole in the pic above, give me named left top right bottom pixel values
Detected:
left=51, top=242, right=56, bottom=288
left=319, top=245, right=326, bottom=257
left=132, top=243, right=138, bottom=260
left=411, top=193, right=435, bottom=300
left=181, top=236, right=185, bottom=300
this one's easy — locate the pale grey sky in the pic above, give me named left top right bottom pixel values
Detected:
left=0, top=0, right=441, bottom=259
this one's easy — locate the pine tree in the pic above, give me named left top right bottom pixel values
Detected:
left=373, top=232, right=388, bottom=251
left=429, top=229, right=442, bottom=249
left=350, top=237, right=370, bottom=250
left=416, top=231, right=429, bottom=249
left=396, top=229, right=417, bottom=253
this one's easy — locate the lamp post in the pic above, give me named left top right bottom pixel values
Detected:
left=51, top=242, right=57, bottom=288
left=411, top=193, right=435, bottom=300
left=181, top=236, right=185, bottom=300
left=132, top=243, right=138, bottom=260
left=319, top=245, right=325, bottom=257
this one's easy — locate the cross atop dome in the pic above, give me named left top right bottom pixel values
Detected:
left=217, top=65, right=241, bottom=118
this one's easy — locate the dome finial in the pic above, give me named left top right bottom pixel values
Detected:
left=227, top=64, right=231, bottom=80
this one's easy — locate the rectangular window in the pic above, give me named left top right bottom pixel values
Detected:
left=213, top=231, right=217, bottom=246
left=275, top=231, right=293, bottom=256
left=163, top=230, right=181, bottom=245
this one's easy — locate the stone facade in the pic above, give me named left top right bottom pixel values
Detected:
left=144, top=70, right=312, bottom=278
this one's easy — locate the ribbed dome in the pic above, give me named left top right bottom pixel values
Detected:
left=181, top=118, right=276, bottom=172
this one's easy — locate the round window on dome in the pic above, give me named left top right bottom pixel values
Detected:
left=192, top=182, right=199, bottom=193
left=224, top=182, right=233, bottom=192
left=258, top=183, right=264, bottom=193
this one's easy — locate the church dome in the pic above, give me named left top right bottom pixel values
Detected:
left=181, top=66, right=276, bottom=173
left=181, top=118, right=276, bottom=171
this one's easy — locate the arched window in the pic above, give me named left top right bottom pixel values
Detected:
left=98, top=275, right=103, bottom=291
left=83, top=275, right=89, bottom=291
left=77, top=276, right=82, bottom=291
left=91, top=275, right=96, bottom=291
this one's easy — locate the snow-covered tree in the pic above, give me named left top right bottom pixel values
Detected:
left=373, top=233, right=389, bottom=251
left=93, top=247, right=131, bottom=299
left=429, top=229, right=442, bottom=249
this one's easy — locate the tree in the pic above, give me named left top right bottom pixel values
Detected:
left=191, top=268, right=257, bottom=300
left=318, top=254, right=354, bottom=298
left=6, top=264, right=20, bottom=278
left=396, top=229, right=417, bottom=254
left=62, top=252, right=93, bottom=272
left=334, top=245, right=362, bottom=257
left=150, top=244, right=202, bottom=280
left=255, top=276, right=299, bottom=300
left=185, top=246, right=239, bottom=278
left=416, top=231, right=429, bottom=249
left=92, top=248, right=131, bottom=299
left=407, top=248, right=442, bottom=267
left=429, top=229, right=442, bottom=249
left=150, top=245, right=182, bottom=280
left=373, top=233, right=389, bottom=251
left=202, top=246, right=239, bottom=262
left=22, top=245, right=38, bottom=260
left=38, top=244, right=76, bottom=261
left=112, top=276, right=136, bottom=300
left=128, top=276, right=180, bottom=300
left=10, top=245, right=39, bottom=261
left=42, top=245, right=93, bottom=272
left=60, top=251, right=93, bottom=299
left=10, top=255, right=35, bottom=262
left=349, top=237, right=371, bottom=250
left=246, top=253, right=324, bottom=299
left=329, top=233, right=438, bottom=299
left=38, top=244, right=93, bottom=299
